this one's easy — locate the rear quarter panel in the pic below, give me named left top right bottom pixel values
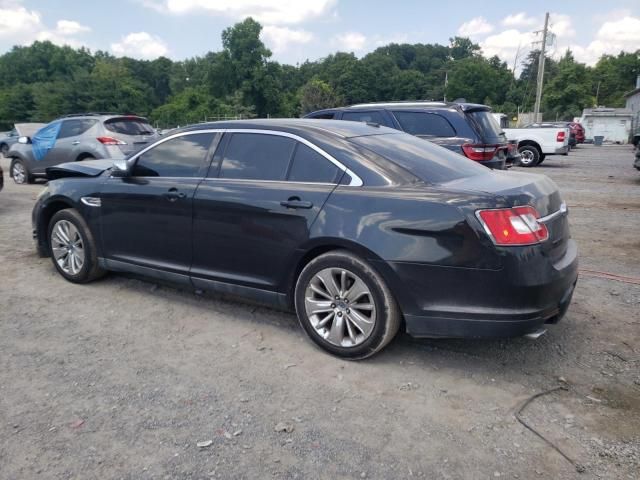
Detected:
left=308, top=185, right=503, bottom=270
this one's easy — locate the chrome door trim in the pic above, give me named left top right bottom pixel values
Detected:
left=124, top=128, right=363, bottom=187
left=538, top=202, right=567, bottom=224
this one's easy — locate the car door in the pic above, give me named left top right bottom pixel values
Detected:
left=191, top=131, right=343, bottom=293
left=43, top=119, right=95, bottom=169
left=99, top=131, right=219, bottom=278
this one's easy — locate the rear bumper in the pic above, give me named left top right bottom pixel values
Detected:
left=378, top=239, right=579, bottom=338
left=554, top=145, right=569, bottom=154
left=480, top=157, right=507, bottom=170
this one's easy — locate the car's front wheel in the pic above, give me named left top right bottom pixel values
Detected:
left=294, top=250, right=401, bottom=359
left=10, top=159, right=32, bottom=184
left=48, top=209, right=105, bottom=283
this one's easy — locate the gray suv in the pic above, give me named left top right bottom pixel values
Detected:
left=8, top=113, right=158, bottom=184
left=0, top=128, right=19, bottom=157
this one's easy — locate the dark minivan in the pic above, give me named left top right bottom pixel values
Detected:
left=305, top=101, right=509, bottom=169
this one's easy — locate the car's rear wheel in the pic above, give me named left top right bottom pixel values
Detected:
left=10, top=159, right=32, bottom=184
left=48, top=209, right=105, bottom=283
left=517, top=145, right=540, bottom=167
left=294, top=250, right=401, bottom=359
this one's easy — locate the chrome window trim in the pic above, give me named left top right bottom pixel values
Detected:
left=538, top=202, right=567, bottom=224
left=125, top=128, right=363, bottom=187
left=200, top=178, right=337, bottom=187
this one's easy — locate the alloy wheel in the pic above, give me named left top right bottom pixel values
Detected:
left=12, top=162, right=26, bottom=184
left=520, top=149, right=535, bottom=166
left=51, top=220, right=85, bottom=275
left=304, top=267, right=376, bottom=347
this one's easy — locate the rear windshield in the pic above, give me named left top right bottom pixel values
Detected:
left=467, top=110, right=503, bottom=140
left=350, top=133, right=487, bottom=184
left=104, top=118, right=154, bottom=135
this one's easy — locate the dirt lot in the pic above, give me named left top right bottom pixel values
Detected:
left=1, top=145, right=639, bottom=480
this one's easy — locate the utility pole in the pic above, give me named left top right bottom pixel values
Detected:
left=533, top=12, right=550, bottom=122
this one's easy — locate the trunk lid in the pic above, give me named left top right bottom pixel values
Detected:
left=442, top=170, right=569, bottom=260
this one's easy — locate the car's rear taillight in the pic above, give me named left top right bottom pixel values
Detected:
left=97, top=136, right=127, bottom=145
left=476, top=206, right=549, bottom=246
left=461, top=143, right=498, bottom=161
left=556, top=131, right=565, bottom=142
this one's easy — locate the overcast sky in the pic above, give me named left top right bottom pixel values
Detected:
left=1, top=0, right=639, bottom=70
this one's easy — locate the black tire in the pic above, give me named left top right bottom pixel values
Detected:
left=294, top=250, right=401, bottom=359
left=537, top=157, right=546, bottom=165
left=47, top=209, right=106, bottom=284
left=77, top=154, right=96, bottom=162
left=517, top=145, right=541, bottom=167
left=10, top=158, right=33, bottom=184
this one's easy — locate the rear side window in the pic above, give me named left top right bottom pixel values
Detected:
left=350, top=133, right=487, bottom=184
left=104, top=118, right=155, bottom=135
left=392, top=112, right=456, bottom=137
left=288, top=143, right=340, bottom=183
left=467, top=111, right=503, bottom=139
left=132, top=133, right=213, bottom=177
left=220, top=133, right=295, bottom=181
left=342, top=111, right=385, bottom=125
left=58, top=119, right=98, bottom=139
left=307, top=112, right=336, bottom=119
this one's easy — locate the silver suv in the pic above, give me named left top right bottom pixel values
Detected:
left=8, top=113, right=158, bottom=184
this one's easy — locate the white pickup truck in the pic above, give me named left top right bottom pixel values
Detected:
left=502, top=124, right=570, bottom=167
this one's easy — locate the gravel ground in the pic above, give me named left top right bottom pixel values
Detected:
left=1, top=145, right=639, bottom=480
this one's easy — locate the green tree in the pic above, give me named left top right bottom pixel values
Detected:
left=299, top=78, right=342, bottom=114
left=543, top=49, right=593, bottom=120
left=449, top=36, right=481, bottom=61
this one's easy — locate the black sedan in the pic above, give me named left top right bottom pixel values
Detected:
left=32, top=120, right=578, bottom=359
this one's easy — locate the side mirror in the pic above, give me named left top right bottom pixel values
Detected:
left=18, top=136, right=31, bottom=144
left=111, top=159, right=130, bottom=177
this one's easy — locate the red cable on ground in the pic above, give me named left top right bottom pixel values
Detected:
left=579, top=269, right=640, bottom=285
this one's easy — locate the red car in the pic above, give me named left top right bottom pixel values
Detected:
left=568, top=122, right=585, bottom=144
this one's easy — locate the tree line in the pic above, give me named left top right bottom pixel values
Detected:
left=0, top=17, right=638, bottom=130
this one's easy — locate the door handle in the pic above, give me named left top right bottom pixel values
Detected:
left=280, top=197, right=313, bottom=209
left=72, top=141, right=80, bottom=145
left=164, top=188, right=186, bottom=202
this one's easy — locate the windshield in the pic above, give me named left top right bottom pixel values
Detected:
left=350, top=133, right=488, bottom=184
left=104, top=118, right=155, bottom=136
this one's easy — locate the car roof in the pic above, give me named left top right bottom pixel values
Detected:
left=178, top=118, right=400, bottom=139
left=55, top=113, right=149, bottom=121
left=313, top=101, right=491, bottom=113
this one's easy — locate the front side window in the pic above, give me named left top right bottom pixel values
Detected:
left=342, top=111, right=385, bottom=124
left=219, top=133, right=295, bottom=181
left=288, top=143, right=340, bottom=183
left=132, top=133, right=214, bottom=177
left=392, top=111, right=456, bottom=137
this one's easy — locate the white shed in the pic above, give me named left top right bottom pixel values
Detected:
left=579, top=108, right=633, bottom=144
